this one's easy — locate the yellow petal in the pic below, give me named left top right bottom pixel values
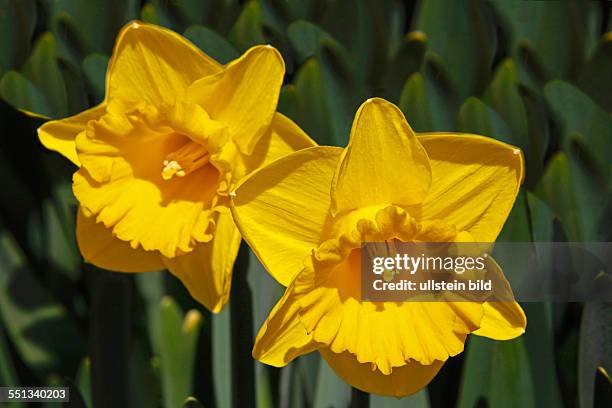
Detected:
left=252, top=282, right=318, bottom=366
left=231, top=146, right=342, bottom=286
left=74, top=115, right=219, bottom=257
left=230, top=112, right=317, bottom=182
left=320, top=348, right=444, bottom=398
left=163, top=212, right=241, bottom=313
left=107, top=21, right=221, bottom=113
left=76, top=208, right=164, bottom=272
left=37, top=103, right=106, bottom=166
left=188, top=45, right=285, bottom=155
left=331, top=98, right=431, bottom=215
left=415, top=133, right=524, bottom=242
left=473, top=301, right=527, bottom=340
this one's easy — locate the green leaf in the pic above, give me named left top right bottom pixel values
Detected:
left=49, top=0, right=138, bottom=54
left=416, top=0, right=496, bottom=98
left=128, top=339, right=161, bottom=408
left=0, top=0, right=36, bottom=74
left=544, top=80, right=612, bottom=180
left=318, top=0, right=370, bottom=84
left=497, top=189, right=531, bottom=243
left=277, top=84, right=299, bottom=121
left=40, top=194, right=80, bottom=280
left=247, top=249, right=282, bottom=408
left=75, top=358, right=92, bottom=408
left=135, top=271, right=165, bottom=355
left=398, top=73, right=432, bottom=132
left=579, top=33, right=612, bottom=112
left=457, top=97, right=514, bottom=145
left=149, top=0, right=208, bottom=30
left=0, top=318, right=20, bottom=390
left=184, top=25, right=239, bottom=64
left=213, top=305, right=232, bottom=408
left=398, top=62, right=456, bottom=133
left=483, top=59, right=528, bottom=144
left=229, top=1, right=265, bottom=51
left=382, top=31, right=427, bottom=101
left=518, top=84, right=549, bottom=187
left=0, top=70, right=54, bottom=117
left=535, top=151, right=606, bottom=242
left=489, top=338, right=536, bottom=408
left=140, top=3, right=174, bottom=27
left=292, top=45, right=359, bottom=147
left=293, top=58, right=333, bottom=145
left=579, top=302, right=612, bottom=408
left=287, top=20, right=333, bottom=63
left=527, top=192, right=554, bottom=242
left=458, top=336, right=535, bottom=408
left=82, top=54, right=109, bottom=103
left=59, top=59, right=89, bottom=115
left=362, top=0, right=407, bottom=88
left=490, top=0, right=594, bottom=81
left=159, top=296, right=202, bottom=408
left=313, top=357, right=351, bottom=408
left=0, top=227, right=85, bottom=377
left=522, top=303, right=563, bottom=408
left=279, top=364, right=300, bottom=408
left=22, top=32, right=68, bottom=117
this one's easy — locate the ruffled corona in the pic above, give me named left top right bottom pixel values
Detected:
left=284, top=206, right=482, bottom=375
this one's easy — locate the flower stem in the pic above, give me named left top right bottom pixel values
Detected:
left=230, top=242, right=255, bottom=407
left=89, top=268, right=132, bottom=407
left=350, top=387, right=370, bottom=408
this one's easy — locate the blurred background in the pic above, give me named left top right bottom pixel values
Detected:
left=0, top=0, right=611, bottom=407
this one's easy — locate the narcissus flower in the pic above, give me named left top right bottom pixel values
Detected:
left=231, top=98, right=526, bottom=396
left=38, top=21, right=314, bottom=312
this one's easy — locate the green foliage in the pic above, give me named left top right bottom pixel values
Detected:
left=0, top=0, right=611, bottom=407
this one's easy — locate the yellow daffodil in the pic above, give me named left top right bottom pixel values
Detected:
left=231, top=98, right=526, bottom=396
left=37, top=21, right=314, bottom=312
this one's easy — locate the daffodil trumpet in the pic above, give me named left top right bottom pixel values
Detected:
left=231, top=97, right=526, bottom=397
left=37, top=21, right=315, bottom=313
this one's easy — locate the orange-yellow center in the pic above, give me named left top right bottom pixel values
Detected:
left=162, top=140, right=209, bottom=180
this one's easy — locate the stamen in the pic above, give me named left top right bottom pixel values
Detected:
left=162, top=141, right=209, bottom=180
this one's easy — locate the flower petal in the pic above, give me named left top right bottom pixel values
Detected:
left=252, top=282, right=318, bottom=366
left=163, top=211, right=241, bottom=313
left=188, top=45, right=285, bottom=155
left=107, top=21, right=221, bottom=113
left=414, top=133, right=524, bottom=242
left=38, top=103, right=106, bottom=166
left=473, top=301, right=527, bottom=340
left=76, top=208, right=164, bottom=272
left=74, top=114, right=219, bottom=257
left=231, top=112, right=316, bottom=182
left=331, top=98, right=432, bottom=215
left=231, top=146, right=342, bottom=286
left=320, top=348, right=444, bottom=398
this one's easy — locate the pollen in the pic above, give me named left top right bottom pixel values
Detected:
left=162, top=141, right=209, bottom=180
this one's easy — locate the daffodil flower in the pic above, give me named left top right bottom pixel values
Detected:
left=38, top=21, right=314, bottom=312
left=231, top=98, right=526, bottom=396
